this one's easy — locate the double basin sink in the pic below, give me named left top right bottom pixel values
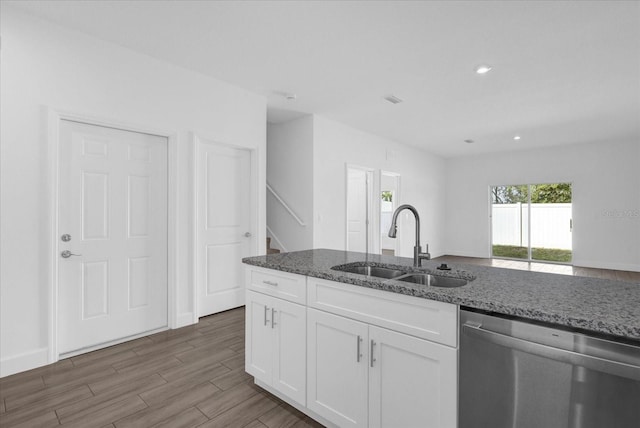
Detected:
left=332, top=263, right=469, bottom=288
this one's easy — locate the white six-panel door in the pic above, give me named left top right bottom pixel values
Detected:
left=58, top=120, right=168, bottom=355
left=196, top=140, right=252, bottom=317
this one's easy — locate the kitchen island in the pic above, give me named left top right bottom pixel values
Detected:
left=242, top=249, right=640, bottom=428
left=243, top=248, right=640, bottom=340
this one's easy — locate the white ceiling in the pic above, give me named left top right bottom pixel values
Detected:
left=6, top=0, right=640, bottom=158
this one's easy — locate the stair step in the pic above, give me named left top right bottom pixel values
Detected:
left=266, top=236, right=280, bottom=254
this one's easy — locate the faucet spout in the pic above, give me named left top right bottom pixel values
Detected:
left=388, top=204, right=431, bottom=267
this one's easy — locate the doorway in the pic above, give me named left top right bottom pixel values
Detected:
left=346, top=165, right=375, bottom=253
left=57, top=119, right=169, bottom=356
left=380, top=171, right=400, bottom=256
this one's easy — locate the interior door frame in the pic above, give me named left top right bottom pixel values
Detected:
left=46, top=109, right=178, bottom=363
left=345, top=163, right=378, bottom=254
left=191, top=133, right=260, bottom=323
left=379, top=170, right=401, bottom=256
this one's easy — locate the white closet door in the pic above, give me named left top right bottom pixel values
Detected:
left=58, top=120, right=168, bottom=355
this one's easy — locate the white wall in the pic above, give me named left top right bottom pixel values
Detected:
left=0, top=8, right=266, bottom=376
left=313, top=116, right=447, bottom=258
left=445, top=140, right=640, bottom=271
left=266, top=116, right=314, bottom=251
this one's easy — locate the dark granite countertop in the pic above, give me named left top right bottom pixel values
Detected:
left=243, top=249, right=640, bottom=341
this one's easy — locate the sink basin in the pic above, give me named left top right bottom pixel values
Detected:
left=397, top=274, right=468, bottom=288
left=332, top=264, right=407, bottom=279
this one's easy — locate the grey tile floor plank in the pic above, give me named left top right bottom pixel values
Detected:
left=150, top=406, right=208, bottom=428
left=195, top=381, right=260, bottom=419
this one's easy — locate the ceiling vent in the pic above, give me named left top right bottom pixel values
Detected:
left=384, top=95, right=404, bottom=104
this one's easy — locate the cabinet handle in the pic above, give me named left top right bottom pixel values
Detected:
left=356, top=335, right=363, bottom=362
left=271, top=308, right=277, bottom=329
left=264, top=306, right=270, bottom=326
left=370, top=340, right=376, bottom=367
left=263, top=280, right=278, bottom=286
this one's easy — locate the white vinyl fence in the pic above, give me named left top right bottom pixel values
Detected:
left=492, top=203, right=572, bottom=250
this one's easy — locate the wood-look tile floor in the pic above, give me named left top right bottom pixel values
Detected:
left=2, top=258, right=637, bottom=428
left=0, top=307, right=325, bottom=428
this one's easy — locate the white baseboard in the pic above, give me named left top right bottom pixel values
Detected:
left=442, top=250, right=491, bottom=259
left=0, top=347, right=49, bottom=378
left=573, top=259, right=640, bottom=273
left=427, top=251, right=445, bottom=259
left=176, top=311, right=197, bottom=328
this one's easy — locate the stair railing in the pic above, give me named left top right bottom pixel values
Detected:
left=266, top=182, right=306, bottom=227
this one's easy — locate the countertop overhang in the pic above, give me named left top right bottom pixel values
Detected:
left=243, top=249, right=640, bottom=341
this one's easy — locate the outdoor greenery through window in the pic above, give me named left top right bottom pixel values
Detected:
left=491, top=183, right=572, bottom=263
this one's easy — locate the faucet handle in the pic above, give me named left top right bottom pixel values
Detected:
left=419, top=244, right=431, bottom=260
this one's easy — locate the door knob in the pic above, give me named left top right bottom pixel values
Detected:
left=61, top=250, right=82, bottom=258
left=244, top=232, right=252, bottom=237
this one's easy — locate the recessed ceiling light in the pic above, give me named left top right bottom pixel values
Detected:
left=513, top=135, right=521, bottom=140
left=384, top=95, right=403, bottom=104
left=464, top=139, right=474, bottom=144
left=475, top=65, right=492, bottom=74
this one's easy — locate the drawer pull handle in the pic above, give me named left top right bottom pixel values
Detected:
left=370, top=340, right=376, bottom=367
left=264, top=306, right=270, bottom=326
left=271, top=308, right=277, bottom=329
left=357, top=335, right=363, bottom=362
left=263, top=280, right=278, bottom=286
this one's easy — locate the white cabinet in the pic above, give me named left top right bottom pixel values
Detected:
left=246, top=290, right=306, bottom=406
left=244, top=266, right=458, bottom=428
left=307, top=277, right=457, bottom=346
left=307, top=308, right=457, bottom=428
left=307, top=309, right=369, bottom=428
left=246, top=265, right=306, bottom=304
left=368, top=325, right=457, bottom=428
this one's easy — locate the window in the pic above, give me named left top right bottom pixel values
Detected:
left=491, top=183, right=572, bottom=263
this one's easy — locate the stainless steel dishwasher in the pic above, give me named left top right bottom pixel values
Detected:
left=459, top=309, right=640, bottom=428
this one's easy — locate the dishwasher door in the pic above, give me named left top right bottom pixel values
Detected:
left=459, top=309, right=640, bottom=428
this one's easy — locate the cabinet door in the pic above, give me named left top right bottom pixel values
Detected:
left=368, top=326, right=457, bottom=428
left=272, top=299, right=306, bottom=406
left=307, top=309, right=368, bottom=428
left=245, top=291, right=273, bottom=383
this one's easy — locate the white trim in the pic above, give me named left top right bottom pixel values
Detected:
left=444, top=249, right=491, bottom=259
left=379, top=170, right=401, bottom=256
left=573, top=259, right=640, bottom=273
left=266, top=182, right=306, bottom=226
left=176, top=312, right=196, bottom=329
left=47, top=109, right=61, bottom=364
left=167, top=133, right=179, bottom=328
left=191, top=134, right=260, bottom=321
left=47, top=108, right=178, bottom=365
left=59, top=326, right=167, bottom=359
left=345, top=163, right=376, bottom=253
left=0, top=348, right=49, bottom=378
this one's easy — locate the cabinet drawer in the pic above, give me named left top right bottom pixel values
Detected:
left=245, top=266, right=306, bottom=304
left=307, top=278, right=457, bottom=347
